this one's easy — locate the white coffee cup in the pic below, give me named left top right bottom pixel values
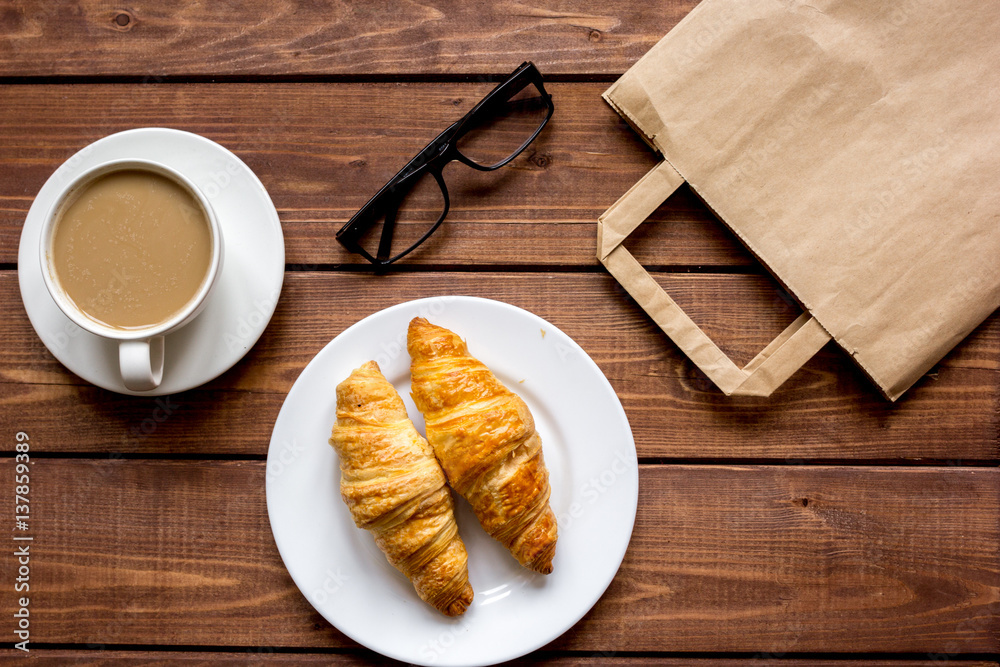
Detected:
left=39, top=159, right=224, bottom=391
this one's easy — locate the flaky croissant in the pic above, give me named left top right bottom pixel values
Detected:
left=407, top=317, right=558, bottom=574
left=329, top=360, right=473, bottom=616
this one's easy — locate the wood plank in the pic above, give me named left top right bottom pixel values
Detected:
left=0, top=82, right=750, bottom=267
left=1, top=653, right=994, bottom=667
left=2, top=271, right=997, bottom=460
left=3, top=459, right=996, bottom=653
left=0, top=1, right=696, bottom=77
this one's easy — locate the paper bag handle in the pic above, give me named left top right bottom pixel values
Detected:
left=598, top=161, right=832, bottom=396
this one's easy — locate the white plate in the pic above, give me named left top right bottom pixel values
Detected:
left=266, top=296, right=637, bottom=666
left=17, top=128, right=284, bottom=395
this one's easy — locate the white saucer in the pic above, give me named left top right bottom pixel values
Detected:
left=17, top=128, right=285, bottom=395
left=267, top=297, right=638, bottom=666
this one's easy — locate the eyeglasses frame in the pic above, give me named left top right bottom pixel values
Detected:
left=335, top=61, right=554, bottom=266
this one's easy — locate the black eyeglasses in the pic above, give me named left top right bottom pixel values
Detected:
left=336, top=61, right=554, bottom=266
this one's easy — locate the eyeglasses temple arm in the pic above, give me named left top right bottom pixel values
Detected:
left=338, top=120, right=462, bottom=244
left=452, top=62, right=551, bottom=131
left=376, top=200, right=399, bottom=262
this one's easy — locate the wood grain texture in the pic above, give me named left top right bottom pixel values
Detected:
left=6, top=1, right=998, bottom=664
left=2, top=459, right=996, bottom=653
left=2, top=271, right=997, bottom=460
left=0, top=1, right=696, bottom=77
left=0, top=654, right=994, bottom=667
left=0, top=82, right=750, bottom=267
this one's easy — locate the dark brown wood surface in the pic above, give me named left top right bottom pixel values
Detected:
left=1, top=1, right=998, bottom=665
left=3, top=458, right=997, bottom=653
left=1, top=657, right=994, bottom=667
left=2, top=272, right=998, bottom=461
left=0, top=82, right=749, bottom=268
left=0, top=1, right=696, bottom=77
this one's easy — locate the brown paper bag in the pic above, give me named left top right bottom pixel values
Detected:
left=598, top=0, right=1000, bottom=400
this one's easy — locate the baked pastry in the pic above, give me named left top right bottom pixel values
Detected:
left=329, top=360, right=473, bottom=616
left=407, top=317, right=558, bottom=574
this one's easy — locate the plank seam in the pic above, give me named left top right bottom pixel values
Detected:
left=0, top=73, right=622, bottom=85
left=281, top=263, right=765, bottom=274
left=3, top=453, right=998, bottom=467
left=0, top=264, right=766, bottom=274
left=12, top=645, right=1000, bottom=661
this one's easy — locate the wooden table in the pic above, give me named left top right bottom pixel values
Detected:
left=2, top=1, right=998, bottom=664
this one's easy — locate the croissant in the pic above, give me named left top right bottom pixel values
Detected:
left=407, top=317, right=558, bottom=574
left=329, top=360, right=473, bottom=616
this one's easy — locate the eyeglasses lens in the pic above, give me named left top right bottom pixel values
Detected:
left=354, top=170, right=447, bottom=262
left=455, top=82, right=550, bottom=168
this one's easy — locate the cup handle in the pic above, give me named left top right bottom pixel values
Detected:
left=119, top=337, right=165, bottom=391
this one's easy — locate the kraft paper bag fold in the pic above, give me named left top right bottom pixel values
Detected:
left=599, top=0, right=1000, bottom=400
